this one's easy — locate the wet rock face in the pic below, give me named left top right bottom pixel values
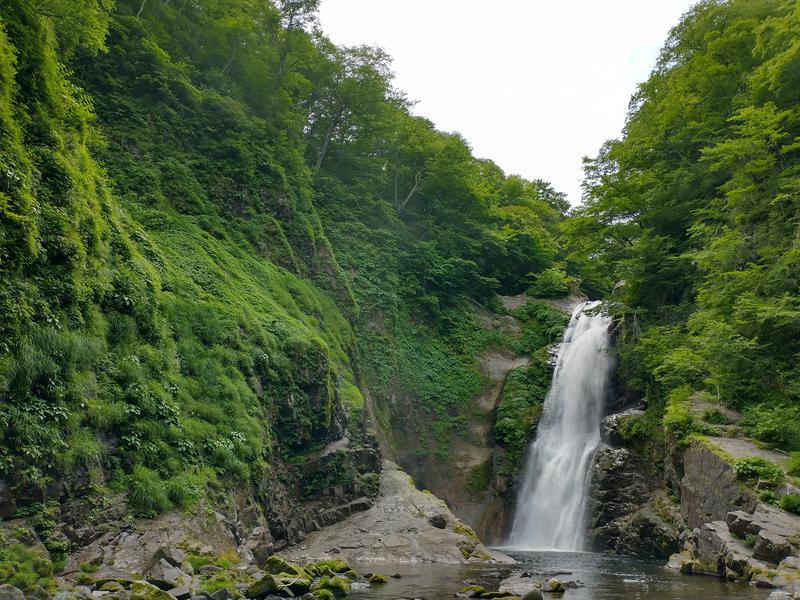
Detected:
left=587, top=444, right=682, bottom=558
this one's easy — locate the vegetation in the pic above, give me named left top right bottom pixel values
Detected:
left=732, top=457, right=785, bottom=485
left=0, top=0, right=570, bottom=526
left=572, top=0, right=800, bottom=455
left=3, top=0, right=798, bottom=577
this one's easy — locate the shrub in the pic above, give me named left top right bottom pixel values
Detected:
left=732, top=457, right=785, bottom=485
left=527, top=267, right=575, bottom=298
left=702, top=408, right=731, bottom=425
left=786, top=452, right=800, bottom=477
left=663, top=386, right=695, bottom=443
left=779, top=494, right=800, bottom=515
left=740, top=403, right=800, bottom=451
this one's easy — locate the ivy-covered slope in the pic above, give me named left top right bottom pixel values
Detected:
left=0, top=0, right=571, bottom=539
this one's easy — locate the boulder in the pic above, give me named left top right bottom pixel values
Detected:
left=144, top=558, right=187, bottom=590
left=680, top=443, right=756, bottom=530
left=753, top=531, right=793, bottom=564
left=246, top=574, right=284, bottom=598
left=0, top=585, right=25, bottom=600
left=167, top=586, right=192, bottom=600
left=145, top=546, right=188, bottom=571
left=130, top=580, right=176, bottom=600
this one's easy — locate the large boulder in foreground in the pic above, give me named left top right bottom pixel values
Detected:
left=278, top=461, right=512, bottom=564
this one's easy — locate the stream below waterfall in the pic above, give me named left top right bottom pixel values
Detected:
left=349, top=553, right=770, bottom=600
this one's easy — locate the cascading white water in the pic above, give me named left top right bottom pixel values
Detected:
left=505, top=300, right=614, bottom=551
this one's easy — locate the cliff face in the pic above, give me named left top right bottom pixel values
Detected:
left=373, top=295, right=572, bottom=544
left=586, top=413, right=683, bottom=558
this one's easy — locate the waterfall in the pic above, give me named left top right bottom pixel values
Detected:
left=505, top=300, right=614, bottom=551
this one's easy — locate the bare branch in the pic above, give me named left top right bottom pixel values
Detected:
left=396, top=169, right=425, bottom=214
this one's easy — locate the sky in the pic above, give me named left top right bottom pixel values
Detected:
left=317, top=0, right=697, bottom=205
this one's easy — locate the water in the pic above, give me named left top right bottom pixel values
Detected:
left=348, top=552, right=769, bottom=600
left=506, top=301, right=615, bottom=551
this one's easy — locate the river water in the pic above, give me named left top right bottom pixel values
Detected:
left=350, top=551, right=770, bottom=599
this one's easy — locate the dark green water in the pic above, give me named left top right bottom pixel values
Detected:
left=350, top=551, right=770, bottom=599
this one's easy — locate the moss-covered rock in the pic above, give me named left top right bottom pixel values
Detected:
left=275, top=573, right=311, bottom=594
left=311, top=575, right=350, bottom=597
left=130, top=580, right=175, bottom=600
left=99, top=581, right=125, bottom=592
left=460, top=585, right=486, bottom=598
left=315, top=559, right=350, bottom=574
left=266, top=556, right=307, bottom=577
left=367, top=573, right=388, bottom=584
left=311, top=589, right=336, bottom=600
left=245, top=574, right=285, bottom=598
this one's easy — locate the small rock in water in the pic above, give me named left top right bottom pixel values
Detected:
left=522, top=590, right=543, bottom=600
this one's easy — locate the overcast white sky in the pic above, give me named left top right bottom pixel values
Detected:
left=318, top=0, right=697, bottom=205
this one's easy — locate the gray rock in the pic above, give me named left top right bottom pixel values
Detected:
left=587, top=445, right=681, bottom=558
left=146, top=546, right=188, bottom=571
left=755, top=574, right=779, bottom=588
left=0, top=584, right=25, bottom=600
left=209, top=590, right=236, bottom=600
left=522, top=590, right=543, bottom=600
left=145, top=558, right=187, bottom=590
left=168, top=586, right=192, bottom=600
left=753, top=531, right=793, bottom=564
left=198, top=565, right=223, bottom=575
left=681, top=443, right=757, bottom=530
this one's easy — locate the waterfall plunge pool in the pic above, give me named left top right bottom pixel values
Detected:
left=349, top=552, right=769, bottom=599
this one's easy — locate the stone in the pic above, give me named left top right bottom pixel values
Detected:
left=144, top=558, right=187, bottom=590
left=314, top=559, right=349, bottom=574
left=780, top=556, right=800, bottom=570
left=753, top=531, right=793, bottom=564
left=130, top=580, right=176, bottom=600
left=198, top=565, right=223, bottom=575
left=545, top=579, right=565, bottom=593
left=460, top=585, right=486, bottom=598
left=681, top=443, right=757, bottom=530
left=246, top=574, right=284, bottom=598
left=587, top=446, right=681, bottom=558
left=0, top=585, right=25, bottom=600
left=521, top=591, right=543, bottom=600
left=99, top=582, right=125, bottom=592
left=167, top=586, right=192, bottom=600
left=756, top=575, right=779, bottom=588
left=276, top=461, right=512, bottom=565
left=146, top=546, right=188, bottom=571
left=209, top=590, right=235, bottom=600
left=367, top=573, right=388, bottom=584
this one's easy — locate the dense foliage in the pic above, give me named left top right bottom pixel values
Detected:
left=571, top=0, right=800, bottom=452
left=0, top=0, right=569, bottom=517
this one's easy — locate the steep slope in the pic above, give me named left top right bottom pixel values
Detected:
left=0, top=0, right=573, bottom=592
